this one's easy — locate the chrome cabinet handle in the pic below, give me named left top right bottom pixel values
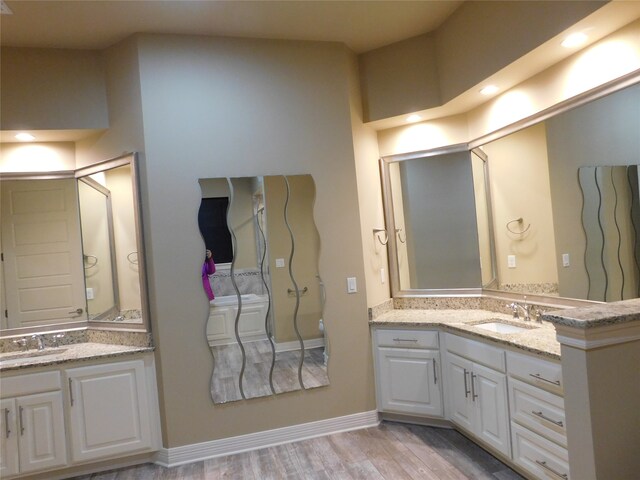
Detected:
left=530, top=373, right=561, bottom=386
left=471, top=372, right=478, bottom=400
left=535, top=460, right=568, bottom=479
left=69, top=378, right=74, bottom=406
left=463, top=369, right=470, bottom=398
left=532, top=410, right=564, bottom=427
left=432, top=359, right=437, bottom=385
left=18, top=406, right=24, bottom=435
left=4, top=408, right=10, bottom=438
left=392, top=338, right=418, bottom=342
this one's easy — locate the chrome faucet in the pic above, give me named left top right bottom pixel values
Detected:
left=507, top=297, right=535, bottom=322
left=31, top=334, right=45, bottom=350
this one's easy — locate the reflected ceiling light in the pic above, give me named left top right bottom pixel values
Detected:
left=562, top=32, right=588, bottom=48
left=15, top=132, right=36, bottom=141
left=480, top=85, right=499, bottom=96
left=406, top=114, right=422, bottom=123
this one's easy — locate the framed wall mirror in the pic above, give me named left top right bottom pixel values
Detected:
left=0, top=153, right=150, bottom=335
left=381, top=75, right=640, bottom=304
left=199, top=174, right=329, bottom=404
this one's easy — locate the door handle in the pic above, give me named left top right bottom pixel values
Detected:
left=19, top=406, right=24, bottom=436
left=470, top=372, right=478, bottom=401
left=432, top=359, right=437, bottom=385
left=4, top=408, right=10, bottom=438
left=68, top=308, right=84, bottom=316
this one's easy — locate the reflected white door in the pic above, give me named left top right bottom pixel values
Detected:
left=1, top=179, right=86, bottom=328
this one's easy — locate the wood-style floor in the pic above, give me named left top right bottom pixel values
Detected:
left=71, top=422, right=524, bottom=479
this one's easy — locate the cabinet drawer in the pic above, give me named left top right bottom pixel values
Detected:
left=512, top=422, right=570, bottom=480
left=0, top=371, right=61, bottom=398
left=509, top=377, right=566, bottom=448
left=376, top=329, right=439, bottom=349
left=507, top=351, right=563, bottom=395
left=445, top=333, right=505, bottom=372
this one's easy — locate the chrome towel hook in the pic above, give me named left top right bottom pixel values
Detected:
left=395, top=227, right=406, bottom=244
left=373, top=228, right=389, bottom=245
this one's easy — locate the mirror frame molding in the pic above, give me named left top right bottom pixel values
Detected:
left=0, top=152, right=151, bottom=337
left=380, top=69, right=640, bottom=307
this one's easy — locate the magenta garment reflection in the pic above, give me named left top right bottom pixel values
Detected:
left=202, top=257, right=216, bottom=300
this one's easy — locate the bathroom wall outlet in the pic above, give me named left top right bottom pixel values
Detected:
left=275, top=258, right=285, bottom=268
left=86, top=288, right=94, bottom=300
left=347, top=277, right=357, bottom=293
left=562, top=253, right=570, bottom=267
left=380, top=268, right=386, bottom=284
left=507, top=255, right=516, bottom=268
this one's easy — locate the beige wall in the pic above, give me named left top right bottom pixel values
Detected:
left=133, top=34, right=373, bottom=448
left=0, top=142, right=76, bottom=172
left=348, top=52, right=389, bottom=307
left=482, top=122, right=558, bottom=288
left=0, top=47, right=108, bottom=131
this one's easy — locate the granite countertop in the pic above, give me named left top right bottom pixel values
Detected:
left=543, top=297, right=640, bottom=329
left=371, top=309, right=561, bottom=359
left=0, top=343, right=154, bottom=372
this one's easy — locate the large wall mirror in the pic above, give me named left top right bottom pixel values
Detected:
left=199, top=174, right=329, bottom=404
left=0, top=153, right=150, bottom=335
left=381, top=77, right=640, bottom=303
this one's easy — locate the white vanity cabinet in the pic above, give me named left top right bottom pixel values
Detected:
left=0, top=371, right=67, bottom=478
left=506, top=351, right=569, bottom=480
left=443, top=333, right=511, bottom=458
left=65, top=357, right=156, bottom=463
left=373, top=329, right=443, bottom=417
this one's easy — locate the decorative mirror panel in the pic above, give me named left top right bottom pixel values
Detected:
left=200, top=174, right=329, bottom=404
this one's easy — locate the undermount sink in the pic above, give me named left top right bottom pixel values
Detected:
left=0, top=348, right=68, bottom=366
left=474, top=321, right=533, bottom=334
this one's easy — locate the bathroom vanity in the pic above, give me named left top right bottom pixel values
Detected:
left=371, top=303, right=568, bottom=480
left=0, top=340, right=160, bottom=479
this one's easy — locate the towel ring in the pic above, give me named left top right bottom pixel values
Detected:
left=373, top=228, right=389, bottom=245
left=83, top=254, right=98, bottom=269
left=127, top=252, right=139, bottom=265
left=506, top=218, right=531, bottom=235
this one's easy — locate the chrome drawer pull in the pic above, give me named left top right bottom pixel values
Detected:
left=535, top=460, right=568, bottom=479
left=463, top=369, right=470, bottom=398
left=471, top=372, right=478, bottom=400
left=4, top=408, right=10, bottom=438
left=532, top=410, right=564, bottom=427
left=530, top=373, right=561, bottom=386
left=69, top=378, right=75, bottom=406
left=19, top=406, right=24, bottom=436
left=393, top=338, right=418, bottom=342
left=433, top=359, right=437, bottom=385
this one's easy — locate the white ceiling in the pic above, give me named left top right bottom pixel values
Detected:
left=0, top=0, right=463, bottom=53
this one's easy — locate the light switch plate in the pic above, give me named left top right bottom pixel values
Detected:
left=562, top=253, right=570, bottom=267
left=275, top=258, right=285, bottom=268
left=347, top=277, right=357, bottom=293
left=86, top=288, right=94, bottom=300
left=508, top=255, right=516, bottom=268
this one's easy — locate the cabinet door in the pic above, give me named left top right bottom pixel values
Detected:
left=0, top=398, right=19, bottom=477
left=67, top=360, right=152, bottom=463
left=378, top=348, right=443, bottom=417
left=17, top=392, right=67, bottom=474
left=472, top=362, right=511, bottom=458
left=444, top=352, right=475, bottom=432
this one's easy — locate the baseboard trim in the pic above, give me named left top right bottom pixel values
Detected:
left=155, top=410, right=379, bottom=468
left=274, top=337, right=325, bottom=353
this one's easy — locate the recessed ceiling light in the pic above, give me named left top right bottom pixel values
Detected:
left=15, top=133, right=36, bottom=141
left=480, top=85, right=499, bottom=96
left=562, top=32, right=588, bottom=48
left=406, top=114, right=422, bottom=123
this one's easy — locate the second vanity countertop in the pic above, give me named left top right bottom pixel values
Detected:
left=0, top=342, right=154, bottom=373
left=371, top=309, right=561, bottom=359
